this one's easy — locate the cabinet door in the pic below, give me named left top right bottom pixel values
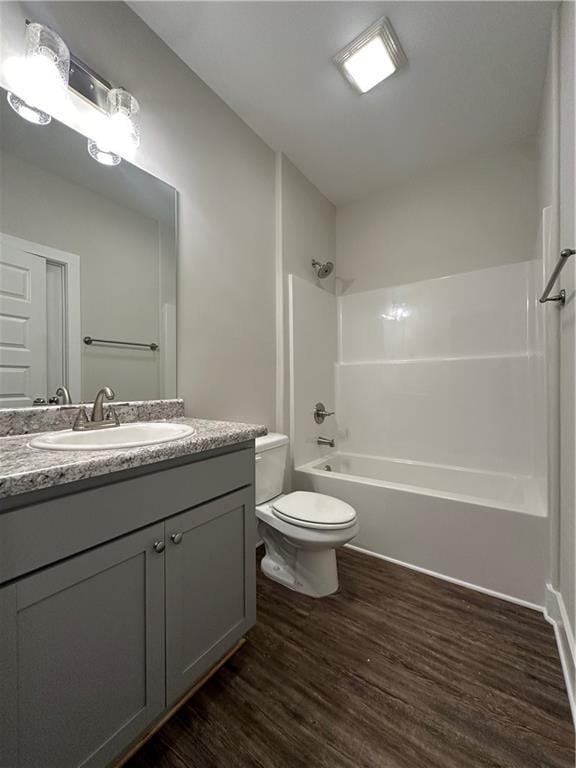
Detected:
left=0, top=524, right=166, bottom=768
left=165, top=487, right=256, bottom=704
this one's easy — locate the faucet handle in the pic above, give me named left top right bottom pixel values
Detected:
left=106, top=405, right=120, bottom=426
left=72, top=406, right=90, bottom=431
left=313, top=402, right=335, bottom=424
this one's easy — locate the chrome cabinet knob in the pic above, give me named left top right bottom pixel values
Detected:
left=171, top=532, right=183, bottom=545
left=153, top=540, right=165, bottom=553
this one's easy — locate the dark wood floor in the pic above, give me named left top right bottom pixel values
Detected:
left=127, top=548, right=574, bottom=768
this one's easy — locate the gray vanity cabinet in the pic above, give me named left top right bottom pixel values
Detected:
left=0, top=523, right=167, bottom=768
left=165, top=487, right=255, bottom=703
left=0, top=445, right=257, bottom=768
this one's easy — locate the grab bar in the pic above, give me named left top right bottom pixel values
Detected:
left=84, top=336, right=159, bottom=351
left=540, top=248, right=575, bottom=305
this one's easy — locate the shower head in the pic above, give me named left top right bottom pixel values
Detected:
left=312, top=259, right=334, bottom=279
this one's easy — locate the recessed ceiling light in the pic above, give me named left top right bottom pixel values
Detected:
left=334, top=17, right=406, bottom=94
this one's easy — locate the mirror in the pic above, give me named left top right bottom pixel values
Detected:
left=0, top=87, right=177, bottom=408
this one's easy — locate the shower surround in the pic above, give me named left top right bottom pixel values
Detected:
left=290, top=262, right=548, bottom=606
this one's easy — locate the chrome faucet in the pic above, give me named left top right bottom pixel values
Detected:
left=92, top=387, right=115, bottom=422
left=56, top=386, right=72, bottom=405
left=317, top=436, right=335, bottom=448
left=72, top=387, right=120, bottom=431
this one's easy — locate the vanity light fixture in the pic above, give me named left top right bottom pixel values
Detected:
left=4, top=22, right=70, bottom=124
left=5, top=20, right=142, bottom=168
left=87, top=87, right=140, bottom=167
left=334, top=17, right=406, bottom=94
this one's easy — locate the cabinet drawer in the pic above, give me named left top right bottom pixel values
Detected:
left=0, top=445, right=254, bottom=584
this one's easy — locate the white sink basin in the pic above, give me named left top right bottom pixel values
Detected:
left=30, top=422, right=196, bottom=451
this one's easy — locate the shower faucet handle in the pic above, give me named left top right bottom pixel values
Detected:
left=314, top=402, right=335, bottom=424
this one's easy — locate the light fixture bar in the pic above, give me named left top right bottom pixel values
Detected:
left=69, top=54, right=112, bottom=111
left=22, top=19, right=112, bottom=111
left=12, top=19, right=141, bottom=168
left=334, top=17, right=406, bottom=94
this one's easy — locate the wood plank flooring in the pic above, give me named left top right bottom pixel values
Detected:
left=127, top=547, right=574, bottom=768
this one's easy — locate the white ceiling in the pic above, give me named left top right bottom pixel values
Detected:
left=130, top=1, right=556, bottom=205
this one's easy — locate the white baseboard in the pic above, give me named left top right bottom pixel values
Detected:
left=544, top=584, right=576, bottom=725
left=345, top=544, right=544, bottom=612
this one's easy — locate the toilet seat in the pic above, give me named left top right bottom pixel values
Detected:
left=272, top=491, right=357, bottom=530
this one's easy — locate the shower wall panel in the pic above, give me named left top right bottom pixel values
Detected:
left=336, top=261, right=543, bottom=481
left=289, top=275, right=337, bottom=467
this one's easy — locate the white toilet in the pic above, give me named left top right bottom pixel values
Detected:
left=255, top=433, right=359, bottom=597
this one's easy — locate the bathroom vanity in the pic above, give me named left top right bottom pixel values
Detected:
left=0, top=67, right=269, bottom=767
left=0, top=72, right=270, bottom=767
left=0, top=403, right=266, bottom=768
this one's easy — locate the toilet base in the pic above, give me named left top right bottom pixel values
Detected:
left=259, top=524, right=339, bottom=598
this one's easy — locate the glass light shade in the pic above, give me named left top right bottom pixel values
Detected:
left=6, top=92, right=51, bottom=124
left=87, top=87, right=140, bottom=166
left=108, top=88, right=140, bottom=152
left=87, top=139, right=121, bottom=166
left=4, top=23, right=70, bottom=120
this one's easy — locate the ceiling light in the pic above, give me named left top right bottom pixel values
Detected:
left=4, top=22, right=70, bottom=124
left=334, top=17, right=406, bottom=94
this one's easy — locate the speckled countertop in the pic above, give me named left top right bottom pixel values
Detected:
left=0, top=417, right=267, bottom=501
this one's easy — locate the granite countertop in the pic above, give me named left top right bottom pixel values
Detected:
left=0, top=417, right=267, bottom=500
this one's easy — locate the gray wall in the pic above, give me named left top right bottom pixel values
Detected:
left=537, top=9, right=561, bottom=593
left=558, top=0, right=575, bottom=643
left=1, top=1, right=276, bottom=426
left=539, top=1, right=576, bottom=659
left=277, top=154, right=336, bottom=438
left=281, top=156, right=336, bottom=292
left=336, top=138, right=538, bottom=293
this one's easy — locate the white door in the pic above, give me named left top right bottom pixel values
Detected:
left=558, top=2, right=576, bottom=649
left=0, top=242, right=47, bottom=407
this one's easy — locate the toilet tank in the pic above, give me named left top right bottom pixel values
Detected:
left=255, top=433, right=289, bottom=504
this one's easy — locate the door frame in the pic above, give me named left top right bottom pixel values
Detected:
left=0, top=233, right=81, bottom=402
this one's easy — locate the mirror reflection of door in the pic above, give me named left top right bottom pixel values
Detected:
left=0, top=233, right=81, bottom=408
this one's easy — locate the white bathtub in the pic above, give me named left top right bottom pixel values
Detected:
left=294, top=452, right=547, bottom=607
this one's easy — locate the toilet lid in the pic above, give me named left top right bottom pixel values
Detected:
left=272, top=491, right=357, bottom=528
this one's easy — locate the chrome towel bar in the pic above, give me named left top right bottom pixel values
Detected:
left=540, top=248, right=575, bottom=305
left=83, top=336, right=159, bottom=351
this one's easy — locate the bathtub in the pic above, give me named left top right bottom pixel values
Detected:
left=294, top=452, right=547, bottom=607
